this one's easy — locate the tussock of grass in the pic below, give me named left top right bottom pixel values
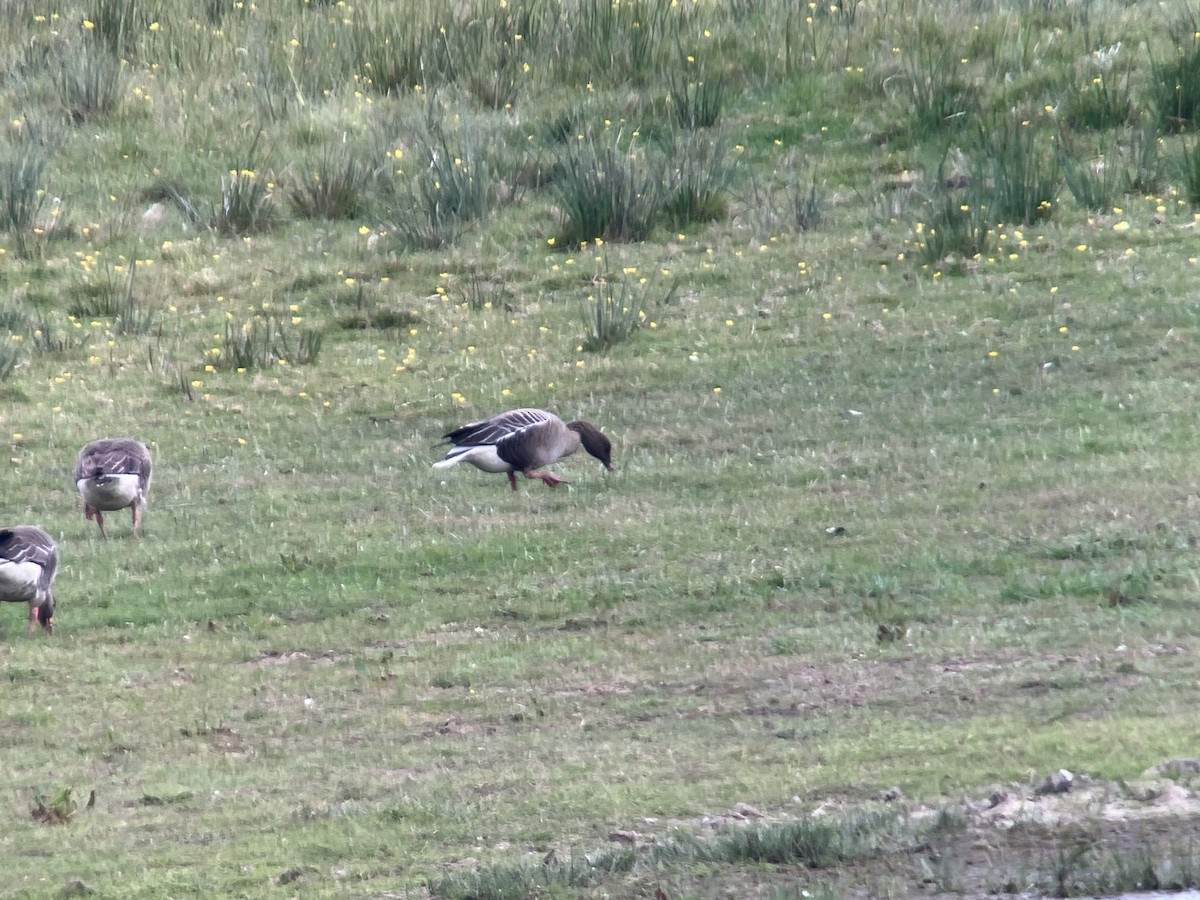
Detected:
left=0, top=339, right=20, bottom=380
left=552, top=131, right=665, bottom=245
left=69, top=262, right=156, bottom=335
left=434, top=810, right=942, bottom=899
left=285, top=145, right=378, bottom=220
left=57, top=41, right=125, bottom=123
left=432, top=848, right=638, bottom=900
left=214, top=312, right=323, bottom=369
left=1151, top=6, right=1200, bottom=131
left=976, top=114, right=1060, bottom=224
left=918, top=175, right=991, bottom=265
left=0, top=144, right=54, bottom=258
left=383, top=103, right=492, bottom=249
left=669, top=71, right=727, bottom=130
left=886, top=16, right=978, bottom=140
left=86, top=0, right=155, bottom=59
left=579, top=277, right=642, bottom=353
left=1058, top=139, right=1128, bottom=212
left=663, top=132, right=737, bottom=228
left=696, top=811, right=913, bottom=867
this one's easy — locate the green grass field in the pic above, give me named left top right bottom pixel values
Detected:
left=3, top=0, right=1200, bottom=897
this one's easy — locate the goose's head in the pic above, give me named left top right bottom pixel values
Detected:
left=37, top=597, right=54, bottom=635
left=569, top=421, right=613, bottom=471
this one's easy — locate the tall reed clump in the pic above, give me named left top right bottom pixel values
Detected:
left=211, top=312, right=323, bottom=370
left=1127, top=120, right=1165, bottom=193
left=69, top=261, right=156, bottom=336
left=580, top=275, right=676, bottom=352
left=85, top=0, right=156, bottom=60
left=662, top=132, right=737, bottom=228
left=457, top=6, right=537, bottom=110
left=1178, top=137, right=1200, bottom=207
left=748, top=159, right=826, bottom=237
left=917, top=157, right=992, bottom=267
left=0, top=300, right=28, bottom=381
left=382, top=104, right=493, bottom=249
left=286, top=145, right=379, bottom=220
left=1150, top=9, right=1200, bottom=131
left=553, top=0, right=677, bottom=86
left=668, top=70, right=727, bottom=130
left=57, top=40, right=125, bottom=122
left=1058, top=139, right=1128, bottom=211
left=453, top=273, right=512, bottom=312
left=0, top=125, right=57, bottom=259
left=471, top=0, right=545, bottom=107
left=213, top=134, right=275, bottom=235
left=976, top=114, right=1059, bottom=224
left=918, top=190, right=992, bottom=268
left=812, top=0, right=864, bottom=69
left=884, top=17, right=978, bottom=141
left=1060, top=43, right=1136, bottom=131
left=552, top=130, right=665, bottom=246
left=342, top=1, right=455, bottom=95
left=580, top=278, right=642, bottom=352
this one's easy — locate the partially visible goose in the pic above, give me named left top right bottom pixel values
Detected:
left=434, top=408, right=613, bottom=491
left=74, top=438, right=153, bottom=538
left=0, top=526, right=57, bottom=637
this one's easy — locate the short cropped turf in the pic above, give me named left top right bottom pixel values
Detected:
left=2, top=0, right=1200, bottom=897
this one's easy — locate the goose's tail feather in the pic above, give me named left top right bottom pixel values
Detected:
left=432, top=447, right=471, bottom=469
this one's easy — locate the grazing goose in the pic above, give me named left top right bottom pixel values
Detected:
left=74, top=438, right=153, bottom=538
left=0, top=526, right=57, bottom=637
left=434, top=408, right=613, bottom=491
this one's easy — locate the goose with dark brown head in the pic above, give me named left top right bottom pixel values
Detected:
left=0, top=526, right=57, bottom=637
left=74, top=438, right=153, bottom=537
left=434, top=408, right=613, bottom=491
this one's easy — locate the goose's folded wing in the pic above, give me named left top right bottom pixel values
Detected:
left=0, top=528, right=56, bottom=570
left=75, top=440, right=151, bottom=481
left=494, top=417, right=565, bottom=469
left=443, top=408, right=554, bottom=446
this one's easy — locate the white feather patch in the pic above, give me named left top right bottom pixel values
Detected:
left=0, top=560, right=42, bottom=601
left=78, top=472, right=143, bottom=509
left=433, top=445, right=511, bottom=473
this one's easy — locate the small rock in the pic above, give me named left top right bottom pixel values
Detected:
left=608, top=830, right=641, bottom=845
left=1158, top=759, right=1200, bottom=778
left=141, top=202, right=167, bottom=227
left=1125, top=779, right=1166, bottom=802
left=1034, top=769, right=1074, bottom=795
left=276, top=866, right=316, bottom=886
left=877, top=623, right=906, bottom=643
